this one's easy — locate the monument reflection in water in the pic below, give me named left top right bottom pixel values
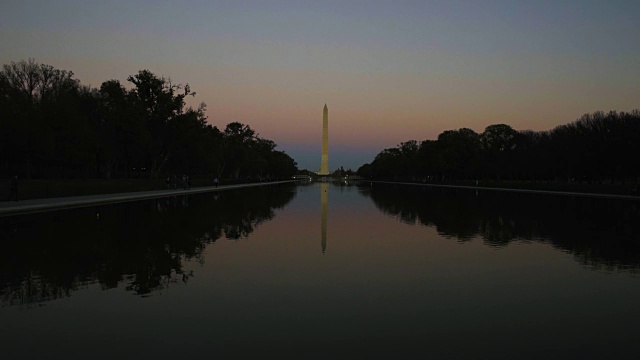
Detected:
left=320, top=182, right=328, bottom=254
left=1, top=182, right=640, bottom=359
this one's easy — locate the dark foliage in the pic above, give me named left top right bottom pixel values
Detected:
left=0, top=59, right=297, bottom=180
left=358, top=111, right=640, bottom=187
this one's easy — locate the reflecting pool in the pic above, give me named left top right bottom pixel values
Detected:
left=1, top=182, right=639, bottom=359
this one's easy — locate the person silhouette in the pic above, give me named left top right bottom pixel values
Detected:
left=9, top=175, right=18, bottom=201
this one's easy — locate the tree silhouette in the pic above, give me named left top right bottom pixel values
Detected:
left=0, top=59, right=298, bottom=180
left=481, top=124, right=518, bottom=180
left=358, top=110, right=640, bottom=192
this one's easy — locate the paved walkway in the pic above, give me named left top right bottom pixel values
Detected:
left=370, top=180, right=640, bottom=200
left=3, top=179, right=637, bottom=217
left=0, top=180, right=296, bottom=217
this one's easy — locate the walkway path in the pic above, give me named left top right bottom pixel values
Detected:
left=370, top=181, right=640, bottom=200
left=0, top=180, right=296, bottom=217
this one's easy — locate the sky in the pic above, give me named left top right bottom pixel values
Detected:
left=1, top=0, right=639, bottom=171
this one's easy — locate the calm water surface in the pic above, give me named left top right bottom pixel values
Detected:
left=1, top=182, right=639, bottom=359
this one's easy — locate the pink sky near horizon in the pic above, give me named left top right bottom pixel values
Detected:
left=2, top=1, right=639, bottom=170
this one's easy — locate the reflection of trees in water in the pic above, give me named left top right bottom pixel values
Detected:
left=363, top=184, right=640, bottom=272
left=0, top=186, right=296, bottom=306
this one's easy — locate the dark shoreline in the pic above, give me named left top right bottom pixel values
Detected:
left=1, top=177, right=638, bottom=204
left=0, top=177, right=282, bottom=202
left=365, top=179, right=640, bottom=200
left=0, top=180, right=296, bottom=217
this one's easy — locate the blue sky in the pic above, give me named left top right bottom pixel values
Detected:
left=2, top=0, right=639, bottom=171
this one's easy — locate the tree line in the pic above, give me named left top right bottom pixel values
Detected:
left=357, top=110, right=640, bottom=184
left=0, top=59, right=298, bottom=180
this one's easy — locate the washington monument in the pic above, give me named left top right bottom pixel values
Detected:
left=320, top=104, right=329, bottom=175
